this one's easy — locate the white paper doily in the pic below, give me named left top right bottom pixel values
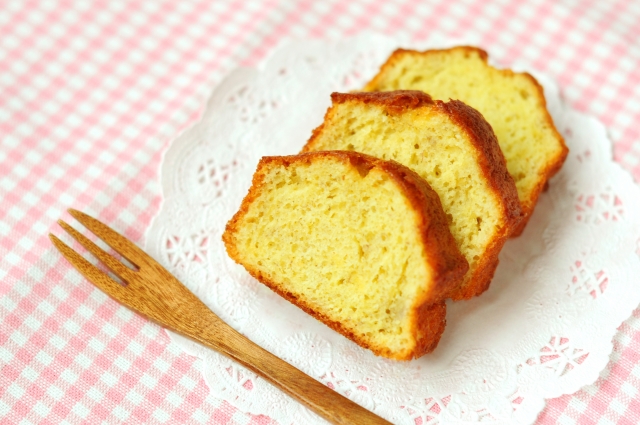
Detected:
left=145, top=33, right=640, bottom=424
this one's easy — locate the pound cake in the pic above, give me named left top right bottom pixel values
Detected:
left=223, top=151, right=468, bottom=360
left=302, top=91, right=521, bottom=300
left=363, top=47, right=568, bottom=235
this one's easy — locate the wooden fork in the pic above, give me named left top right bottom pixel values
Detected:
left=50, top=209, right=392, bottom=425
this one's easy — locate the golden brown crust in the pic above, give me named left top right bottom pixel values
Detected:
left=331, top=90, right=434, bottom=113
left=411, top=300, right=447, bottom=357
left=223, top=151, right=467, bottom=360
left=303, top=91, right=521, bottom=300
left=364, top=47, right=569, bottom=238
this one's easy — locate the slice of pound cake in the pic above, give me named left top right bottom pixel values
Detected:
left=223, top=151, right=468, bottom=360
left=363, top=47, right=568, bottom=235
left=302, top=91, right=521, bottom=300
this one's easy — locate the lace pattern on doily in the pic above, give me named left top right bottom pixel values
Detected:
left=146, top=34, right=640, bottom=424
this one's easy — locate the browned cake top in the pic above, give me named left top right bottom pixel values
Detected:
left=331, top=90, right=434, bottom=114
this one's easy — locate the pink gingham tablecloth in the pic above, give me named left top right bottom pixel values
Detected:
left=2, top=1, right=640, bottom=424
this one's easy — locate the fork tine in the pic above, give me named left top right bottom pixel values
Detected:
left=57, top=219, right=136, bottom=283
left=67, top=209, right=149, bottom=269
left=49, top=233, right=127, bottom=299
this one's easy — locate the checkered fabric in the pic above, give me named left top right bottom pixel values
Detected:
left=2, top=1, right=640, bottom=423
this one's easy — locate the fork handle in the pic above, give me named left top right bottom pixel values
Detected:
left=186, top=314, right=393, bottom=425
